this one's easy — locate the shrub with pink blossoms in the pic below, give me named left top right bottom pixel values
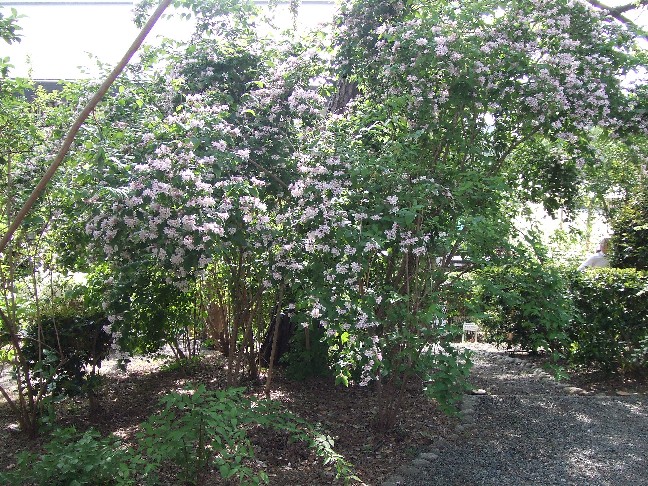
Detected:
left=85, top=6, right=330, bottom=383
left=82, top=0, right=647, bottom=428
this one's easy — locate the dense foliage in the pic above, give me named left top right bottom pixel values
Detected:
left=0, top=75, right=86, bottom=434
left=470, top=261, right=572, bottom=354
left=610, top=183, right=648, bottom=270
left=568, top=268, right=648, bottom=371
left=22, top=313, right=112, bottom=398
left=1, top=427, right=134, bottom=486
left=469, top=264, right=648, bottom=373
left=1, top=0, right=647, bottom=438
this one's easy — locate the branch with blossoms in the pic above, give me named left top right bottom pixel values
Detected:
left=585, top=0, right=648, bottom=37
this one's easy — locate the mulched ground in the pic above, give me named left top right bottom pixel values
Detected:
left=0, top=352, right=457, bottom=485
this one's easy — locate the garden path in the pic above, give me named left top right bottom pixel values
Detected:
left=383, top=343, right=648, bottom=486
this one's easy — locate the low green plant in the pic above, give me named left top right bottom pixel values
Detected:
left=310, top=434, right=359, bottom=483
left=137, top=386, right=257, bottom=485
left=423, top=346, right=474, bottom=416
left=542, top=357, right=569, bottom=381
left=1, top=385, right=359, bottom=486
left=137, top=384, right=358, bottom=485
left=0, top=427, right=135, bottom=486
left=159, top=355, right=204, bottom=374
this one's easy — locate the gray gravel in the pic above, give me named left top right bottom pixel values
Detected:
left=384, top=343, right=648, bottom=486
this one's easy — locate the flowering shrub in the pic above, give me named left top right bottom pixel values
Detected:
left=297, top=0, right=645, bottom=422
left=83, top=4, right=330, bottom=384
left=76, top=0, right=647, bottom=426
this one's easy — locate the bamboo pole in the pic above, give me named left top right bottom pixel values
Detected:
left=0, top=0, right=173, bottom=255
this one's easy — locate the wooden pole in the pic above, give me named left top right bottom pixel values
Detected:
left=0, top=0, right=173, bottom=255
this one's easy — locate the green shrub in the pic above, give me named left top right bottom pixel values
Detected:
left=282, top=326, right=333, bottom=381
left=610, top=184, right=648, bottom=270
left=470, top=262, right=571, bottom=354
left=99, top=264, right=203, bottom=359
left=0, top=427, right=135, bottom=486
left=567, top=268, right=648, bottom=372
left=21, top=314, right=112, bottom=398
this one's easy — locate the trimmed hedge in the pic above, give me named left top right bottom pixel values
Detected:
left=470, top=264, right=648, bottom=372
left=567, top=268, right=648, bottom=372
left=610, top=184, right=648, bottom=271
left=469, top=262, right=571, bottom=354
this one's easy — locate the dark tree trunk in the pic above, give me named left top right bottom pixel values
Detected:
left=327, top=77, right=360, bottom=114
left=260, top=311, right=296, bottom=367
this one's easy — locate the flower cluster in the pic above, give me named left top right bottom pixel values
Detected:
left=337, top=0, right=646, bottom=140
left=87, top=39, right=329, bottom=294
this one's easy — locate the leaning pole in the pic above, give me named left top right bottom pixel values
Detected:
left=0, top=0, right=173, bottom=255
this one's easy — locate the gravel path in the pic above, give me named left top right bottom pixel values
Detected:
left=384, top=343, right=648, bottom=486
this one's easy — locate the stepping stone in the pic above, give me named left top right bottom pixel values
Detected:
left=419, top=453, right=439, bottom=461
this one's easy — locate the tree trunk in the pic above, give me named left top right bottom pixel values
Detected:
left=264, top=283, right=286, bottom=398
left=327, top=77, right=359, bottom=114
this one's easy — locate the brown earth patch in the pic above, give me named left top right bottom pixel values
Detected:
left=0, top=352, right=456, bottom=485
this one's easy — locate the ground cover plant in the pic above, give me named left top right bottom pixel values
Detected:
left=0, top=352, right=455, bottom=485
left=0, top=381, right=357, bottom=486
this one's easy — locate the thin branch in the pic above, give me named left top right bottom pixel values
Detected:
left=585, top=0, right=648, bottom=37
left=0, top=381, right=18, bottom=415
left=612, top=2, right=648, bottom=15
left=247, top=158, right=290, bottom=191
left=0, top=0, right=173, bottom=255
